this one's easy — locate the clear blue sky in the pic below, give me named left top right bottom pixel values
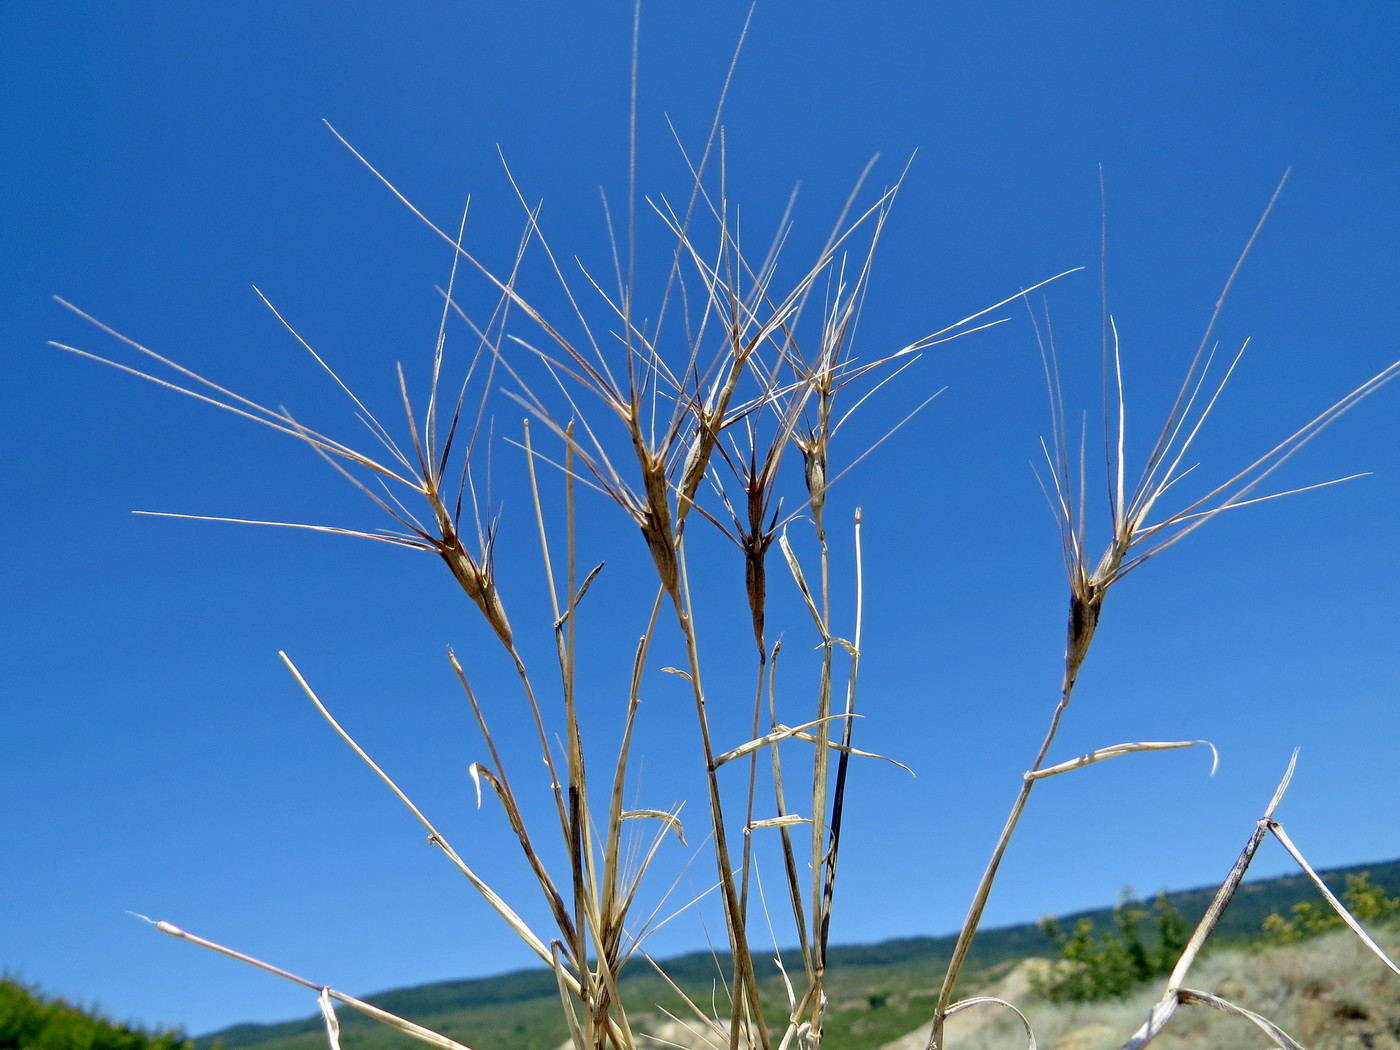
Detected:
left=4, top=1, right=1398, bottom=1040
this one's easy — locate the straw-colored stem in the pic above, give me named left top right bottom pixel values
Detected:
left=926, top=629, right=1095, bottom=1050
left=737, top=658, right=767, bottom=962
left=768, top=641, right=814, bottom=983
left=816, top=509, right=864, bottom=981
left=602, top=588, right=666, bottom=957
left=1118, top=756, right=1302, bottom=1048
left=448, top=655, right=579, bottom=962
left=926, top=773, right=1035, bottom=1050
left=558, top=429, right=600, bottom=997
left=142, top=918, right=475, bottom=1050
left=281, top=653, right=559, bottom=967
left=807, top=545, right=834, bottom=1040
left=669, top=535, right=770, bottom=1050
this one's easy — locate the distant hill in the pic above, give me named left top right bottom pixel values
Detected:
left=196, top=857, right=1400, bottom=1050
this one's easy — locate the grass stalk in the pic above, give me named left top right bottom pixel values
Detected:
left=52, top=24, right=1400, bottom=1049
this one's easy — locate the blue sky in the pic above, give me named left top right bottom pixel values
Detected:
left=4, top=1, right=1398, bottom=1040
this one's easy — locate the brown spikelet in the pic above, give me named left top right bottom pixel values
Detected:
left=802, top=443, right=827, bottom=522
left=1064, top=586, right=1102, bottom=695
left=431, top=501, right=513, bottom=648
left=635, top=448, right=680, bottom=598
left=743, top=473, right=772, bottom=660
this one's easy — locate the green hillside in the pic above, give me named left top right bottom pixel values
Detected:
left=0, top=978, right=192, bottom=1050
left=194, top=858, right=1400, bottom=1050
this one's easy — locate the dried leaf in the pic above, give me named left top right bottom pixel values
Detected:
left=1027, top=739, right=1217, bottom=781
left=469, top=762, right=484, bottom=809
left=622, top=808, right=688, bottom=847
left=714, top=718, right=845, bottom=767
left=945, top=997, right=1037, bottom=1050
left=778, top=528, right=826, bottom=634
left=748, top=815, right=812, bottom=831
left=318, top=988, right=342, bottom=1050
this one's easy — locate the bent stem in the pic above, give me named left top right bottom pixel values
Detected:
left=1119, top=754, right=1300, bottom=1049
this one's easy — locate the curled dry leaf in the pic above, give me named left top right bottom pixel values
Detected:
left=621, top=809, right=688, bottom=847
left=944, top=996, right=1038, bottom=1050
left=1025, top=739, right=1218, bottom=781
left=1120, top=988, right=1305, bottom=1050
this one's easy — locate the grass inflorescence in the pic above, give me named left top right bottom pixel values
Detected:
left=49, top=12, right=1400, bottom=1050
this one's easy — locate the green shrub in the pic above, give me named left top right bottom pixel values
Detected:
left=0, top=978, right=192, bottom=1050
left=1261, top=873, right=1400, bottom=945
left=1035, top=892, right=1191, bottom=1002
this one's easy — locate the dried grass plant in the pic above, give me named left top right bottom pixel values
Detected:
left=51, top=14, right=1400, bottom=1050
